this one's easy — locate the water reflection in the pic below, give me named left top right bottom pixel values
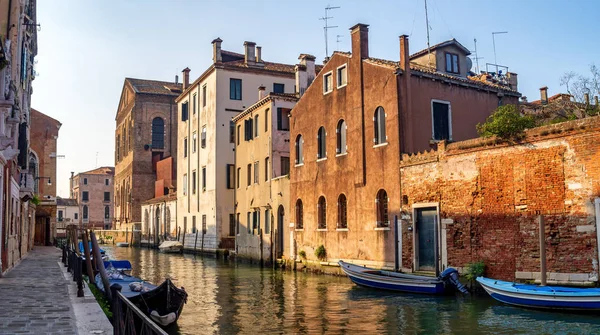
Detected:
left=105, top=247, right=600, bottom=335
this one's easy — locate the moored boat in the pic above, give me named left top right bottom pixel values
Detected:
left=477, top=277, right=600, bottom=310
left=95, top=271, right=187, bottom=327
left=116, top=242, right=130, bottom=247
left=103, top=260, right=133, bottom=275
left=158, top=241, right=183, bottom=253
left=339, top=261, right=468, bottom=295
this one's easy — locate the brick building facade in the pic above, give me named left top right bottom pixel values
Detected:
left=400, top=116, right=600, bottom=283
left=30, top=108, right=61, bottom=245
left=289, top=23, right=520, bottom=267
left=141, top=156, right=176, bottom=246
left=70, top=167, right=114, bottom=230
left=114, top=78, right=181, bottom=230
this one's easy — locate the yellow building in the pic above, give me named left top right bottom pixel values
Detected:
left=233, top=92, right=297, bottom=262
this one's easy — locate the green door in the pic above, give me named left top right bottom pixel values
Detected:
left=416, top=208, right=437, bottom=272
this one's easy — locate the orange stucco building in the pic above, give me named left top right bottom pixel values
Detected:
left=289, top=23, right=520, bottom=269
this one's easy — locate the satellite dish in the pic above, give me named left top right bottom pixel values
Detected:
left=466, top=57, right=473, bottom=71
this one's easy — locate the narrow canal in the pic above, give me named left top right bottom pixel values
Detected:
left=105, top=247, right=600, bottom=335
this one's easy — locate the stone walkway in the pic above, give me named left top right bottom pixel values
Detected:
left=0, top=247, right=78, bottom=334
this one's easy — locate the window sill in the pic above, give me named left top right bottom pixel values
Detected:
left=335, top=152, right=348, bottom=157
left=316, top=228, right=328, bottom=231
left=373, top=142, right=388, bottom=149
left=337, top=83, right=347, bottom=89
left=336, top=228, right=349, bottom=232
left=316, top=157, right=327, bottom=162
left=323, top=89, right=333, bottom=95
left=375, top=227, right=390, bottom=231
left=295, top=228, right=304, bottom=232
left=295, top=163, right=304, bottom=167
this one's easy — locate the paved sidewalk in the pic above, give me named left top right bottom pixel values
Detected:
left=0, top=246, right=112, bottom=335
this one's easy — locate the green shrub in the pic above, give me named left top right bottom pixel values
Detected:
left=476, top=105, right=535, bottom=140
left=314, top=245, right=327, bottom=261
left=298, top=250, right=307, bottom=259
left=31, top=195, right=40, bottom=205
left=465, top=261, right=486, bottom=281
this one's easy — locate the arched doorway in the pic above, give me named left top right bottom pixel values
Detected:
left=155, top=207, right=161, bottom=245
left=277, top=205, right=285, bottom=258
left=165, top=207, right=171, bottom=238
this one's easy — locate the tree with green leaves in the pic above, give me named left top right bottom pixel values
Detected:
left=477, top=104, right=535, bottom=139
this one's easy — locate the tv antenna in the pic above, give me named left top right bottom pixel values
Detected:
left=473, top=38, right=484, bottom=74
left=336, top=34, right=343, bottom=51
left=319, top=5, right=340, bottom=58
left=424, top=0, right=432, bottom=67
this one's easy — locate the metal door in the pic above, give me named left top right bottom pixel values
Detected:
left=416, top=207, right=437, bottom=272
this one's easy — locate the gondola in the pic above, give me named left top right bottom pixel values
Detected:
left=477, top=277, right=600, bottom=310
left=339, top=260, right=469, bottom=295
left=95, top=271, right=187, bottom=327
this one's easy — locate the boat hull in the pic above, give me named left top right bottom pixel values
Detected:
left=477, top=277, right=600, bottom=310
left=339, top=261, right=446, bottom=295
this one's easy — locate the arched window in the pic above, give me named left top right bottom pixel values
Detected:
left=155, top=207, right=161, bottom=236
left=151, top=117, right=165, bottom=149
left=336, top=120, right=346, bottom=154
left=376, top=189, right=389, bottom=228
left=83, top=205, right=89, bottom=219
left=317, top=196, right=326, bottom=229
left=144, top=209, right=149, bottom=235
left=374, top=107, right=386, bottom=145
left=295, top=199, right=304, bottom=229
left=165, top=207, right=171, bottom=237
left=317, top=127, right=326, bottom=159
left=337, top=194, right=347, bottom=229
left=295, top=135, right=304, bottom=165
left=104, top=206, right=110, bottom=219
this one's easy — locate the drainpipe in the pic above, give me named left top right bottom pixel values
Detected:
left=595, top=198, right=600, bottom=282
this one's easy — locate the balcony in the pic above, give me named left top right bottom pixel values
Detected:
left=19, top=171, right=34, bottom=200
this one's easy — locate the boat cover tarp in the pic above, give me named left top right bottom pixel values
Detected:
left=79, top=241, right=105, bottom=254
left=103, top=260, right=132, bottom=270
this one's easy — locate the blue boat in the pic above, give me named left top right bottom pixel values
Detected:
left=339, top=261, right=468, bottom=295
left=477, top=277, right=600, bottom=310
left=95, top=271, right=187, bottom=326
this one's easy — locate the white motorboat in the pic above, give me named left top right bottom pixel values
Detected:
left=158, top=241, right=183, bottom=253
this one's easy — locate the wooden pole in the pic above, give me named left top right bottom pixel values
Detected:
left=81, top=229, right=95, bottom=282
left=539, top=215, right=547, bottom=286
left=90, top=231, right=112, bottom=300
left=194, top=231, right=199, bottom=252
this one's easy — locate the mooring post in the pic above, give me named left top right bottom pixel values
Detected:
left=539, top=215, right=547, bottom=286
left=394, top=215, right=399, bottom=272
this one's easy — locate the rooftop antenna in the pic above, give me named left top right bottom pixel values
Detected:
left=319, top=5, right=340, bottom=58
left=473, top=38, right=484, bottom=74
left=336, top=34, right=343, bottom=51
left=424, top=0, right=432, bottom=67
left=492, top=31, right=508, bottom=74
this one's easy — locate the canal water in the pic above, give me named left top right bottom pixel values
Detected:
left=105, top=247, right=600, bottom=335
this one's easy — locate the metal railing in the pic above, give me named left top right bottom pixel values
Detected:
left=110, top=284, right=167, bottom=335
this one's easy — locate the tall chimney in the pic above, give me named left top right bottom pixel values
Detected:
left=540, top=86, right=548, bottom=105
left=182, top=67, right=191, bottom=90
left=296, top=54, right=316, bottom=97
left=258, top=85, right=266, bottom=100
left=350, top=23, right=369, bottom=59
left=175, top=75, right=179, bottom=84
left=244, top=41, right=256, bottom=64
left=256, top=46, right=262, bottom=63
left=212, top=38, right=222, bottom=63
left=399, top=35, right=410, bottom=72
left=584, top=93, right=590, bottom=105
left=506, top=72, right=518, bottom=91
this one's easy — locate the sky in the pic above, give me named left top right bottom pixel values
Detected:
left=32, top=0, right=599, bottom=197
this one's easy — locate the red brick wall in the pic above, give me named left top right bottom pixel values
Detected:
left=400, top=117, right=600, bottom=280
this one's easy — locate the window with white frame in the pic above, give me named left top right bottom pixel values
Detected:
left=323, top=72, right=333, bottom=94
left=374, top=106, right=386, bottom=145
left=295, top=135, right=304, bottom=165
left=317, top=127, right=326, bottom=159
left=337, top=64, right=347, bottom=87
left=336, top=119, right=347, bottom=154
left=183, top=174, right=188, bottom=196
left=201, top=126, right=207, bottom=148
left=432, top=100, right=451, bottom=141
left=192, top=132, right=197, bottom=153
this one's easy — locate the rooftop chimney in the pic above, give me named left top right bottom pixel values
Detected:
left=350, top=23, right=369, bottom=59
left=175, top=75, right=179, bottom=84
left=506, top=72, right=518, bottom=91
left=584, top=93, right=590, bottom=105
left=258, top=85, right=266, bottom=100
left=212, top=38, right=222, bottom=63
left=256, top=46, right=262, bottom=63
left=296, top=54, right=316, bottom=97
left=399, top=35, right=410, bottom=72
left=540, top=86, right=548, bottom=105
left=182, top=68, right=191, bottom=90
left=244, top=41, right=256, bottom=64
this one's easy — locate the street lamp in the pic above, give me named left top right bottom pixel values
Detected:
left=492, top=31, right=508, bottom=74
